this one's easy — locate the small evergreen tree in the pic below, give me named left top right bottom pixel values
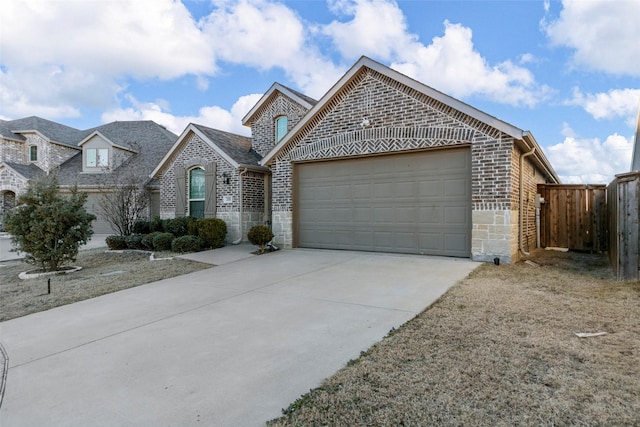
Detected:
left=3, top=173, right=95, bottom=272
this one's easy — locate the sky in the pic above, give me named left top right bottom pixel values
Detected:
left=1, top=0, right=639, bottom=184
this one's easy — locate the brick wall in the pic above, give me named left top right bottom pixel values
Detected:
left=266, top=67, right=539, bottom=261
left=250, top=93, right=310, bottom=157
left=1, top=138, right=24, bottom=164
left=157, top=132, right=266, bottom=242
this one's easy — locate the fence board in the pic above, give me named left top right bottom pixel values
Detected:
left=538, top=184, right=607, bottom=252
left=607, top=172, right=640, bottom=281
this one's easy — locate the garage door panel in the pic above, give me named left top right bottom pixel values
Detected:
left=296, top=148, right=471, bottom=257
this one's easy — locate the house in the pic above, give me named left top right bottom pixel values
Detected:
left=156, top=56, right=559, bottom=262
left=0, top=117, right=177, bottom=233
left=151, top=83, right=316, bottom=242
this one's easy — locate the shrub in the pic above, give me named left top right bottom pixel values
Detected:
left=142, top=232, right=162, bottom=250
left=152, top=232, right=175, bottom=251
left=165, top=217, right=195, bottom=238
left=3, top=174, right=95, bottom=271
left=133, top=220, right=150, bottom=235
left=197, top=218, right=227, bottom=249
left=171, top=235, right=204, bottom=253
left=247, top=225, right=274, bottom=253
left=149, top=216, right=164, bottom=233
left=125, top=234, right=145, bottom=250
left=187, top=218, right=199, bottom=236
left=106, top=235, right=128, bottom=250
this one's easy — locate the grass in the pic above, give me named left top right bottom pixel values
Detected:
left=0, top=248, right=210, bottom=321
left=268, top=249, right=640, bottom=426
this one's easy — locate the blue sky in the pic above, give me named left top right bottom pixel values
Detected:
left=1, top=0, right=639, bottom=183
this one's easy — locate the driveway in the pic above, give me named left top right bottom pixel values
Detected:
left=0, top=248, right=477, bottom=426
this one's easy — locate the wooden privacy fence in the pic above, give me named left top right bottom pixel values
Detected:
left=607, top=172, right=640, bottom=281
left=537, top=184, right=608, bottom=253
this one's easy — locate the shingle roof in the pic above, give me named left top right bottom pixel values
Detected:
left=192, top=124, right=261, bottom=166
left=0, top=116, right=88, bottom=147
left=3, top=162, right=46, bottom=180
left=55, top=121, right=178, bottom=187
left=82, top=120, right=177, bottom=152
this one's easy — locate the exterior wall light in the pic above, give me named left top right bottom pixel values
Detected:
left=222, top=172, right=231, bottom=184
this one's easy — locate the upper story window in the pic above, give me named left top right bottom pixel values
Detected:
left=189, top=167, right=205, bottom=219
left=275, top=116, right=288, bottom=142
left=86, top=148, right=109, bottom=168
left=29, top=145, right=38, bottom=162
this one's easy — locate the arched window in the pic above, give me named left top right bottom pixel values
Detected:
left=275, top=116, right=288, bottom=142
left=189, top=167, right=205, bottom=218
left=29, top=146, right=38, bottom=162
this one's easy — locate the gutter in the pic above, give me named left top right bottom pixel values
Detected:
left=519, top=145, right=536, bottom=256
left=232, top=168, right=248, bottom=244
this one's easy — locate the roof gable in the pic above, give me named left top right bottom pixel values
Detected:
left=261, top=56, right=528, bottom=166
left=241, top=82, right=317, bottom=126
left=151, top=123, right=261, bottom=177
left=259, top=56, right=558, bottom=182
left=1, top=116, right=86, bottom=148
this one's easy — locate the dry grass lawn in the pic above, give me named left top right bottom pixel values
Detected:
left=269, top=250, right=640, bottom=426
left=0, top=248, right=210, bottom=321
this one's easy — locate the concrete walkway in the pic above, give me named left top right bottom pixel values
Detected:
left=0, top=247, right=478, bottom=426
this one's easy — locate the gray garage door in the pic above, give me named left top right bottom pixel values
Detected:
left=84, top=192, right=114, bottom=234
left=295, top=148, right=471, bottom=257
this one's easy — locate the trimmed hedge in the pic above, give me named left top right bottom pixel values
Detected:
left=164, top=217, right=196, bottom=238
left=247, top=225, right=274, bottom=253
left=133, top=220, right=150, bottom=235
left=106, top=235, right=128, bottom=250
left=152, top=232, right=175, bottom=251
left=171, top=235, right=204, bottom=253
left=197, top=218, right=227, bottom=249
left=125, top=234, right=146, bottom=250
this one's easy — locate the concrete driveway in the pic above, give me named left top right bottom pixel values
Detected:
left=0, top=248, right=477, bottom=426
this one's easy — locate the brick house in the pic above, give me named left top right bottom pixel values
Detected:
left=151, top=83, right=316, bottom=243
left=260, top=56, right=559, bottom=263
left=156, top=56, right=558, bottom=262
left=0, top=117, right=176, bottom=233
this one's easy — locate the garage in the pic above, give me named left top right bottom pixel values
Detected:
left=84, top=192, right=114, bottom=234
left=295, top=147, right=471, bottom=257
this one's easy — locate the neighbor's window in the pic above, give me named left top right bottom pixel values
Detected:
left=275, top=116, right=288, bottom=142
left=189, top=167, right=205, bottom=219
left=29, top=146, right=38, bottom=162
left=86, top=148, right=109, bottom=168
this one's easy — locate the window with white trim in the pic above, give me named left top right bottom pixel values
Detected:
left=275, top=116, right=288, bottom=142
left=86, top=148, right=109, bottom=168
left=29, top=145, right=38, bottom=162
left=189, top=167, right=205, bottom=218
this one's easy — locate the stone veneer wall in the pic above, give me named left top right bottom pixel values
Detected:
left=23, top=134, right=79, bottom=173
left=250, top=93, right=310, bottom=157
left=267, top=68, right=533, bottom=262
left=157, top=133, right=265, bottom=243
left=1, top=138, right=24, bottom=164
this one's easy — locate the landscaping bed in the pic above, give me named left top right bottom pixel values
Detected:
left=269, top=249, right=640, bottom=426
left=0, top=248, right=210, bottom=321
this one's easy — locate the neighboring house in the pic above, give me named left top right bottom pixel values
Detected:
left=155, top=56, right=559, bottom=262
left=0, top=117, right=177, bottom=233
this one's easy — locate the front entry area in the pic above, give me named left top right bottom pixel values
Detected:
left=294, top=147, right=472, bottom=257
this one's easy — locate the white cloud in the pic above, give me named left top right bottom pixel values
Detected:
left=101, top=94, right=262, bottom=136
left=390, top=21, right=552, bottom=107
left=200, top=0, right=342, bottom=98
left=0, top=0, right=214, bottom=120
left=323, top=0, right=415, bottom=61
left=544, top=0, right=640, bottom=76
left=547, top=132, right=634, bottom=184
left=569, top=88, right=640, bottom=127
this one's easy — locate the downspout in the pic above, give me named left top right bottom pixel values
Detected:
left=233, top=168, right=248, bottom=245
left=520, top=145, right=536, bottom=256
